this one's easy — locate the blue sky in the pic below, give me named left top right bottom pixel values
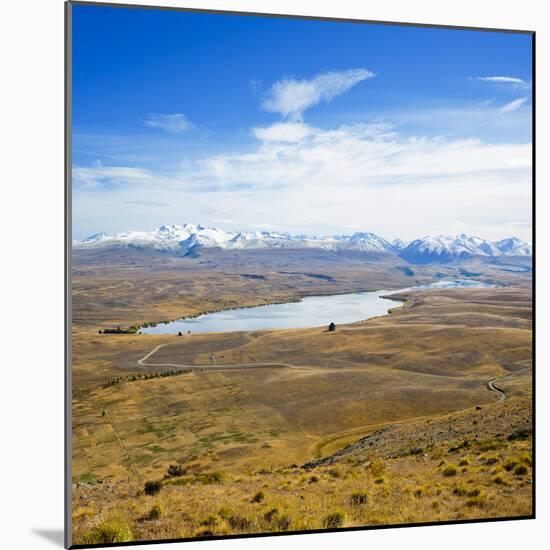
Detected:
left=72, top=4, right=533, bottom=241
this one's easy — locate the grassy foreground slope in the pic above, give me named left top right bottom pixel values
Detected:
left=71, top=278, right=532, bottom=543
left=73, top=396, right=532, bottom=543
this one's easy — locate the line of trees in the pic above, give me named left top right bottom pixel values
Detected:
left=102, top=369, right=193, bottom=389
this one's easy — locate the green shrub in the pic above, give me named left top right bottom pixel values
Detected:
left=442, top=465, right=458, bottom=477
left=308, top=475, right=319, bottom=483
left=323, top=511, right=346, bottom=529
left=144, top=480, right=162, bottom=496
left=82, top=515, right=132, bottom=544
left=145, top=504, right=163, bottom=521
left=459, top=458, right=470, bottom=466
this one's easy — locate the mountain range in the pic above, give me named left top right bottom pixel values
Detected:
left=73, top=224, right=532, bottom=264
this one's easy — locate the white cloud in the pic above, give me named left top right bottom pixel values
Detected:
left=198, top=124, right=530, bottom=190
left=144, top=113, right=191, bottom=133
left=262, top=69, right=375, bottom=121
left=499, top=97, right=527, bottom=113
left=253, top=122, right=315, bottom=142
left=73, top=165, right=156, bottom=188
left=476, top=76, right=526, bottom=85
left=74, top=117, right=531, bottom=242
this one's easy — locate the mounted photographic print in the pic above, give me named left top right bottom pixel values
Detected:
left=65, top=1, right=534, bottom=547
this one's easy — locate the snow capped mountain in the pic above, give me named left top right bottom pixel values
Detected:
left=495, top=237, right=532, bottom=257
left=392, top=238, right=409, bottom=252
left=338, top=232, right=396, bottom=253
left=73, top=225, right=531, bottom=262
left=399, top=233, right=530, bottom=264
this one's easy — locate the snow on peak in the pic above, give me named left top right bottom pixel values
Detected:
left=73, top=225, right=531, bottom=261
left=399, top=233, right=531, bottom=264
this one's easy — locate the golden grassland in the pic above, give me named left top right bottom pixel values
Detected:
left=72, top=397, right=532, bottom=544
left=70, top=255, right=532, bottom=543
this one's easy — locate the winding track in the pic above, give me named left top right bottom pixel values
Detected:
left=486, top=367, right=530, bottom=401
left=138, top=343, right=530, bottom=401
left=137, top=342, right=300, bottom=371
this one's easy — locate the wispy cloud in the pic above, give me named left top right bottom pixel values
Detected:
left=73, top=164, right=156, bottom=188
left=475, top=76, right=527, bottom=85
left=499, top=97, right=527, bottom=113
left=262, top=69, right=375, bottom=121
left=144, top=113, right=191, bottom=133
left=253, top=122, right=314, bottom=142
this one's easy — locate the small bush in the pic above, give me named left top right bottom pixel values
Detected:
left=414, top=487, right=424, bottom=498
left=410, top=447, right=423, bottom=455
left=308, top=475, right=319, bottom=484
left=459, top=458, right=470, bottom=466
left=350, top=491, right=368, bottom=505
left=504, top=460, right=518, bottom=472
left=453, top=485, right=467, bottom=496
left=507, top=428, right=531, bottom=441
left=251, top=490, right=265, bottom=503
left=514, top=465, right=529, bottom=476
left=166, top=464, right=185, bottom=478
left=263, top=508, right=279, bottom=522
left=323, top=512, right=345, bottom=529
left=442, top=465, right=458, bottom=477
left=82, top=515, right=132, bottom=544
left=144, top=480, right=162, bottom=496
left=145, top=504, right=163, bottom=521
left=494, top=475, right=506, bottom=485
left=483, top=455, right=500, bottom=465
left=374, top=477, right=385, bottom=484
left=228, top=514, right=252, bottom=531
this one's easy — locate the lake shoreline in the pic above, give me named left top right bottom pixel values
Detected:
left=139, top=279, right=495, bottom=336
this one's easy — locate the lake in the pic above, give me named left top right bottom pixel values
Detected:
left=141, top=279, right=495, bottom=335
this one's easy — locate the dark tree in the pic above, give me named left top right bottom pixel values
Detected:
left=328, top=322, right=336, bottom=332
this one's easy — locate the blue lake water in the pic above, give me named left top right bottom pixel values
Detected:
left=141, top=279, right=495, bottom=335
